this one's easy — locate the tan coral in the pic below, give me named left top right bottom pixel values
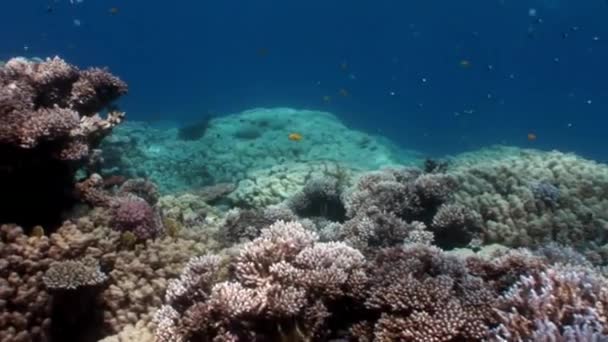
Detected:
left=449, top=147, right=608, bottom=247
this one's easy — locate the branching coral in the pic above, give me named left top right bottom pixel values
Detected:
left=0, top=57, right=127, bottom=230
left=360, top=245, right=495, bottom=341
left=334, top=167, right=474, bottom=250
left=490, top=265, right=608, bottom=341
left=155, top=220, right=366, bottom=341
left=0, top=57, right=126, bottom=157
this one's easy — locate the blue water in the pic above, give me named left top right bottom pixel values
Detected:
left=3, top=0, right=607, bottom=159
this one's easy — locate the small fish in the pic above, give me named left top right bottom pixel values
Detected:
left=338, top=88, right=349, bottom=97
left=322, top=95, right=331, bottom=103
left=459, top=59, right=471, bottom=68
left=109, top=7, right=119, bottom=15
left=527, top=133, right=537, bottom=141
left=340, top=62, right=348, bottom=70
left=288, top=133, right=303, bottom=141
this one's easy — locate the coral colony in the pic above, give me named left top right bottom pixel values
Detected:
left=1, top=57, right=608, bottom=342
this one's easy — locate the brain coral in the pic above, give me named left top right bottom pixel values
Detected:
left=448, top=146, right=608, bottom=248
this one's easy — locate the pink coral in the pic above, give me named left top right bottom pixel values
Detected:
left=110, top=196, right=164, bottom=240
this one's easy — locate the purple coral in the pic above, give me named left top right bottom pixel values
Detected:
left=491, top=265, right=608, bottom=341
left=529, top=180, right=560, bottom=207
left=110, top=196, right=164, bottom=240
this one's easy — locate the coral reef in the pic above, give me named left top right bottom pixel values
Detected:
left=288, top=176, right=347, bottom=222
left=100, top=108, right=420, bottom=193
left=362, top=245, right=495, bottom=341
left=154, top=220, right=599, bottom=342
left=155, top=220, right=367, bottom=341
left=327, top=166, right=479, bottom=251
left=0, top=57, right=127, bottom=229
left=109, top=195, right=164, bottom=240
left=230, top=161, right=357, bottom=208
left=491, top=264, right=608, bottom=340
left=449, top=147, right=608, bottom=248
left=43, top=257, right=108, bottom=290
left=3, top=56, right=608, bottom=342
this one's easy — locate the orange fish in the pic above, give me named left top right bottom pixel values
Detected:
left=459, top=59, right=471, bottom=68
left=527, top=133, right=537, bottom=141
left=288, top=133, right=303, bottom=141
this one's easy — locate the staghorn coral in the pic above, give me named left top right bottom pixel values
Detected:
left=155, top=220, right=366, bottom=341
left=490, top=264, right=608, bottom=341
left=0, top=57, right=127, bottom=230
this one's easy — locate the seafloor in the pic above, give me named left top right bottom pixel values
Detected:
left=2, top=57, right=608, bottom=342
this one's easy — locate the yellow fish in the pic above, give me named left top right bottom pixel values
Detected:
left=288, top=133, right=303, bottom=141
